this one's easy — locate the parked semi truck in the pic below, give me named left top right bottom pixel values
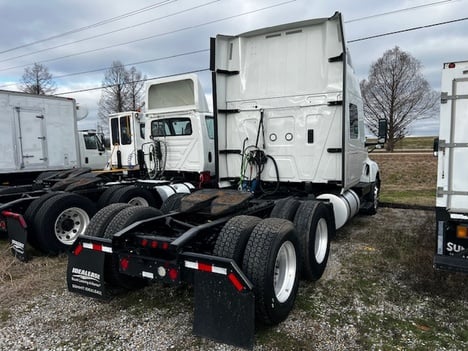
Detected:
left=433, top=61, right=468, bottom=274
left=143, top=74, right=215, bottom=184
left=0, top=75, right=216, bottom=259
left=107, top=111, right=145, bottom=170
left=0, top=90, right=108, bottom=185
left=66, top=13, right=386, bottom=348
left=107, top=75, right=216, bottom=184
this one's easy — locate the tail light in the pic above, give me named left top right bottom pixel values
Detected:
left=456, top=225, right=468, bottom=239
left=199, top=171, right=211, bottom=187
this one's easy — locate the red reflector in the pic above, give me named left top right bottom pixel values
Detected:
left=228, top=272, right=244, bottom=292
left=74, top=243, right=83, bottom=256
left=120, top=257, right=129, bottom=271
left=93, top=243, right=102, bottom=251
left=141, top=239, right=148, bottom=247
left=162, top=242, right=169, bottom=250
left=198, top=262, right=212, bottom=272
left=168, top=268, right=179, bottom=281
left=151, top=240, right=158, bottom=248
left=448, top=62, right=456, bottom=68
left=0, top=219, right=6, bottom=231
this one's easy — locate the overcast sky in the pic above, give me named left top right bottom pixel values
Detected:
left=1, top=0, right=467, bottom=135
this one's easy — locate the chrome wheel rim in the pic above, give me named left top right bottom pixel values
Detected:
left=54, top=207, right=90, bottom=245
left=315, top=218, right=328, bottom=264
left=274, top=241, right=297, bottom=303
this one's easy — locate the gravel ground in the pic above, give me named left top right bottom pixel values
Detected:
left=0, top=207, right=467, bottom=351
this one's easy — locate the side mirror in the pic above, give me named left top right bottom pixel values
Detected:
left=433, top=138, right=439, bottom=157
left=377, top=119, right=387, bottom=144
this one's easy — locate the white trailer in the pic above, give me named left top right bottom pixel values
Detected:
left=0, top=90, right=107, bottom=185
left=434, top=61, right=468, bottom=273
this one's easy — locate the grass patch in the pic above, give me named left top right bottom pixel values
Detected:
left=371, top=153, right=437, bottom=206
left=368, top=136, right=436, bottom=150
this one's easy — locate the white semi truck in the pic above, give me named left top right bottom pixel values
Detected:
left=66, top=13, right=386, bottom=349
left=143, top=74, right=215, bottom=185
left=106, top=75, right=215, bottom=186
left=0, top=90, right=108, bottom=185
left=433, top=61, right=468, bottom=273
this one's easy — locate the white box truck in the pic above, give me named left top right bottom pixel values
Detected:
left=66, top=13, right=386, bottom=349
left=0, top=90, right=108, bottom=185
left=434, top=61, right=468, bottom=273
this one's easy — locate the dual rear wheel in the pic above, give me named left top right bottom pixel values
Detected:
left=214, top=198, right=333, bottom=325
left=25, top=192, right=96, bottom=255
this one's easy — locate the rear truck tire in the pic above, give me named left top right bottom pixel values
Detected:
left=97, top=185, right=126, bottom=209
left=108, top=185, right=159, bottom=208
left=293, top=201, right=333, bottom=281
left=33, top=193, right=97, bottom=255
left=160, top=193, right=188, bottom=214
left=213, top=215, right=261, bottom=265
left=23, top=192, right=63, bottom=249
left=242, top=217, right=300, bottom=325
left=84, top=203, right=132, bottom=237
left=102, top=206, right=163, bottom=289
left=270, top=197, right=301, bottom=221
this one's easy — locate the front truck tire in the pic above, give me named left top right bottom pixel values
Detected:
left=361, top=176, right=380, bottom=215
left=101, top=206, right=163, bottom=290
left=293, top=201, right=333, bottom=281
left=242, top=218, right=300, bottom=325
left=33, top=193, right=97, bottom=255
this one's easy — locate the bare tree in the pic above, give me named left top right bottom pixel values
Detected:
left=98, top=61, right=145, bottom=132
left=360, top=47, right=439, bottom=151
left=126, top=66, right=146, bottom=111
left=19, top=63, right=56, bottom=95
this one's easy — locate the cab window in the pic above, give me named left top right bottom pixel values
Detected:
left=151, top=118, right=192, bottom=137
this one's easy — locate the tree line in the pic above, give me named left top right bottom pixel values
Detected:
left=16, top=47, right=439, bottom=152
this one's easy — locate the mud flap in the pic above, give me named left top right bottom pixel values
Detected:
left=3, top=211, right=29, bottom=261
left=192, top=269, right=255, bottom=349
left=67, top=239, right=109, bottom=299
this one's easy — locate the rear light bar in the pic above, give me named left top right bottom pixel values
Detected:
left=139, top=238, right=170, bottom=250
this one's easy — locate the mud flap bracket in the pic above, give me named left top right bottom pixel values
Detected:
left=3, top=212, right=29, bottom=261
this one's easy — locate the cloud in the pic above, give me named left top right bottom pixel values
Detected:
left=1, top=0, right=466, bottom=137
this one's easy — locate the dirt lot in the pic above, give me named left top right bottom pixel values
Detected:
left=1, top=206, right=466, bottom=351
